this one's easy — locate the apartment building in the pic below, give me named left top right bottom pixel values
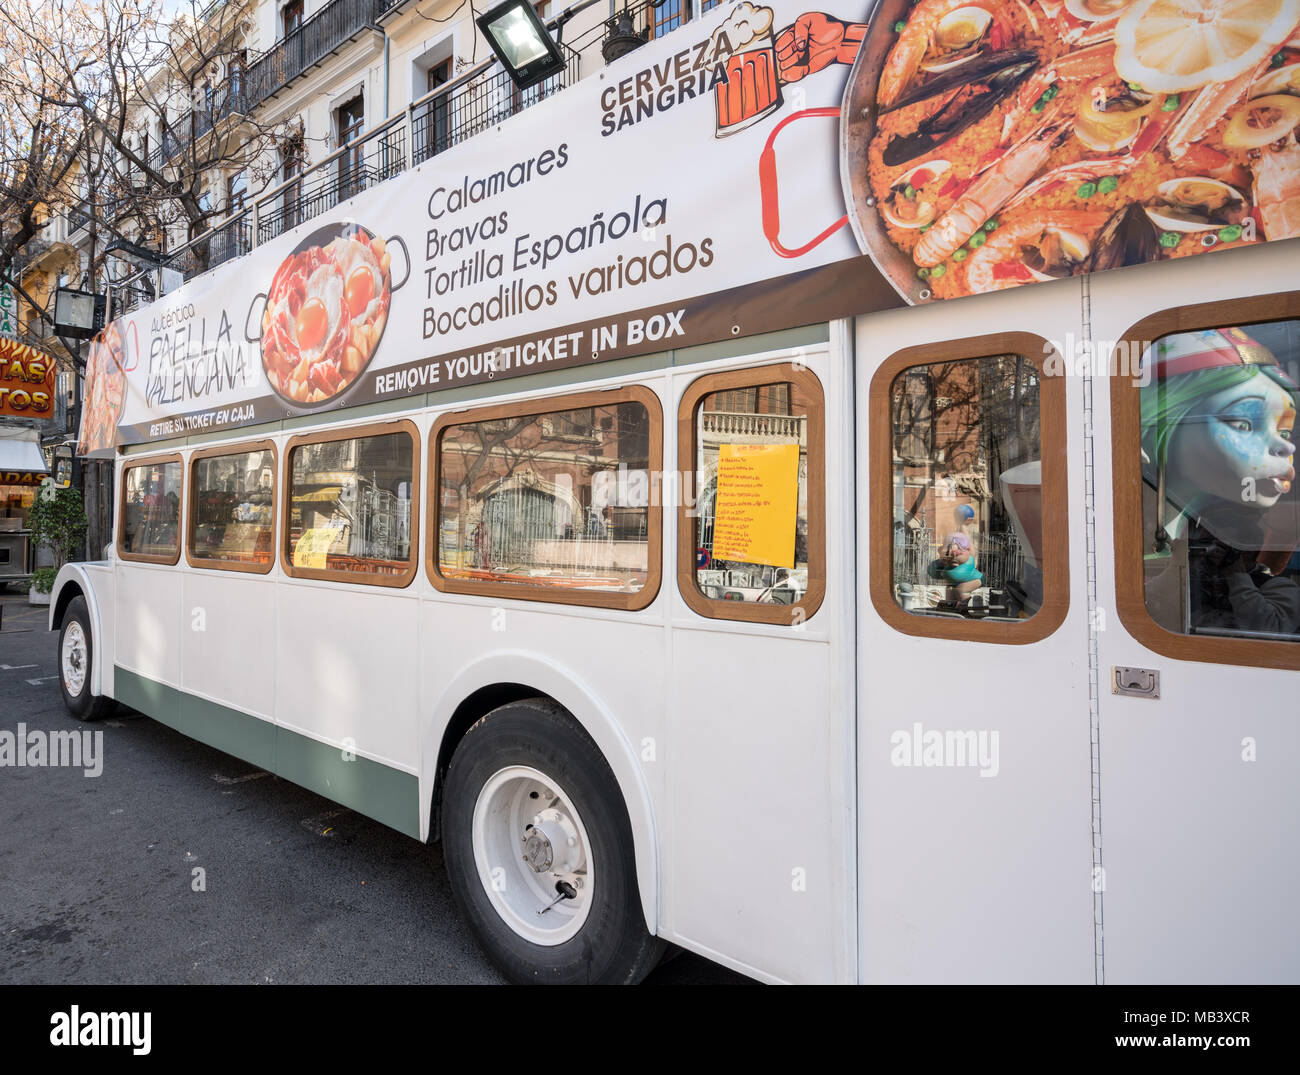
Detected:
left=90, top=0, right=727, bottom=300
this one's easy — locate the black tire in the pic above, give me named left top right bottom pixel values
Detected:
left=58, top=596, right=115, bottom=722
left=441, top=698, right=665, bottom=984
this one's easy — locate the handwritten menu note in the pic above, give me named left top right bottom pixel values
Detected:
left=711, top=443, right=799, bottom=568
left=293, top=527, right=337, bottom=569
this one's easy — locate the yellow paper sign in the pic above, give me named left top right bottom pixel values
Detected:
left=711, top=443, right=799, bottom=568
left=294, top=527, right=338, bottom=569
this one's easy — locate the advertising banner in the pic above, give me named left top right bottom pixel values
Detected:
left=0, top=338, right=56, bottom=419
left=82, top=0, right=1300, bottom=451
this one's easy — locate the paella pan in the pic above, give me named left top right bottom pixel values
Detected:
left=842, top=0, right=1300, bottom=302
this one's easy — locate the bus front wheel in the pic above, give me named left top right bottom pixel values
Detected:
left=441, top=698, right=665, bottom=984
left=58, top=596, right=115, bottom=722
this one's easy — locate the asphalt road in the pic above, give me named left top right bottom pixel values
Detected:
left=0, top=592, right=747, bottom=986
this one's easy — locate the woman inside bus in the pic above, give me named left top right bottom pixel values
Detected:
left=1141, top=326, right=1300, bottom=638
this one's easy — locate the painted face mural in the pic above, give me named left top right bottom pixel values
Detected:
left=1142, top=327, right=1299, bottom=521
left=1166, top=372, right=1296, bottom=511
left=1140, top=322, right=1300, bottom=641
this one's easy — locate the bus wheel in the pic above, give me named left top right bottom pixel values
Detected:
left=441, top=698, right=665, bottom=984
left=59, top=596, right=114, bottom=722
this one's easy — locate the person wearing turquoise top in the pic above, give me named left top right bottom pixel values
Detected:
left=930, top=532, right=982, bottom=607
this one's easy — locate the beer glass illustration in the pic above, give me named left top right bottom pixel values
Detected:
left=715, top=4, right=783, bottom=136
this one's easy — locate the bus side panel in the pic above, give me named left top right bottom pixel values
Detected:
left=114, top=562, right=184, bottom=698
left=86, top=563, right=117, bottom=699
left=274, top=582, right=420, bottom=774
left=1089, top=242, right=1300, bottom=983
left=665, top=632, right=841, bottom=982
left=855, top=283, right=1096, bottom=983
left=181, top=569, right=277, bottom=721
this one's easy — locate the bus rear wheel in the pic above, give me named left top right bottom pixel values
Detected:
left=58, top=596, right=114, bottom=722
left=441, top=698, right=664, bottom=984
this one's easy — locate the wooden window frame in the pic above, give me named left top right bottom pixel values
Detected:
left=185, top=440, right=278, bottom=575
left=868, top=332, right=1069, bottom=644
left=118, top=453, right=184, bottom=566
left=281, top=420, right=420, bottom=588
left=676, top=362, right=826, bottom=625
left=1111, top=289, right=1300, bottom=671
left=428, top=386, right=664, bottom=611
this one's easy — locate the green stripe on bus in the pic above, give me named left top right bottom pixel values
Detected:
left=113, top=666, right=420, bottom=839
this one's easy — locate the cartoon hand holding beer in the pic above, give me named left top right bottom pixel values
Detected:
left=775, top=12, right=868, bottom=83
left=714, top=4, right=869, bottom=135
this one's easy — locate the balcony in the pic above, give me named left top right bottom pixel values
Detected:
left=245, top=0, right=402, bottom=107
left=142, top=6, right=677, bottom=287
left=66, top=200, right=94, bottom=236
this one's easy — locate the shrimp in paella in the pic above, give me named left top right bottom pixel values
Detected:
left=866, top=0, right=1300, bottom=299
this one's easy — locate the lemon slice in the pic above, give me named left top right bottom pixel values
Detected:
left=1114, top=0, right=1300, bottom=92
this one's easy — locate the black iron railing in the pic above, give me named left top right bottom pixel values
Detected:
left=245, top=0, right=400, bottom=107
left=256, top=122, right=407, bottom=244
left=67, top=201, right=93, bottom=235
left=411, top=44, right=579, bottom=166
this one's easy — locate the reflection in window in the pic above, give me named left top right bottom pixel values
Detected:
left=191, top=449, right=275, bottom=568
left=1140, top=319, right=1300, bottom=641
left=692, top=381, right=810, bottom=605
left=287, top=432, right=413, bottom=576
left=122, top=461, right=182, bottom=558
left=438, top=401, right=651, bottom=593
left=889, top=355, right=1042, bottom=620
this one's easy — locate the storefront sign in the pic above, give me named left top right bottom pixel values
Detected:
left=0, top=282, right=17, bottom=339
left=80, top=0, right=1300, bottom=452
left=0, top=338, right=55, bottom=419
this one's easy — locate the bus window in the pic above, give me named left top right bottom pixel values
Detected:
left=187, top=442, right=277, bottom=573
left=283, top=422, right=418, bottom=587
left=120, top=456, right=183, bottom=564
left=677, top=363, right=825, bottom=624
left=1135, top=317, right=1300, bottom=645
left=430, top=386, right=662, bottom=610
left=870, top=333, right=1068, bottom=643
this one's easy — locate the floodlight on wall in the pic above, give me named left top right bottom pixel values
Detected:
left=52, top=287, right=106, bottom=340
left=477, top=0, right=567, bottom=90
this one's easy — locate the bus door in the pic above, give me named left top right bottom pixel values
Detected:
left=854, top=287, right=1096, bottom=983
left=665, top=346, right=856, bottom=983
left=1089, top=245, right=1300, bottom=983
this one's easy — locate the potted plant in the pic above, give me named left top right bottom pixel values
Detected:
left=27, top=484, right=87, bottom=606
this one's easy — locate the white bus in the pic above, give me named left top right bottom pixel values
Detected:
left=50, top=241, right=1300, bottom=983
left=47, top=0, right=1300, bottom=982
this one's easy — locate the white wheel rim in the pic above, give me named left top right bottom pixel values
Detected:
left=471, top=765, right=594, bottom=946
left=62, top=621, right=87, bottom=697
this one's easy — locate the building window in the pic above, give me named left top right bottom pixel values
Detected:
left=650, top=0, right=690, bottom=37
left=869, top=332, right=1069, bottom=644
left=284, top=422, right=418, bottom=587
left=282, top=0, right=303, bottom=37
left=188, top=443, right=276, bottom=572
left=282, top=136, right=304, bottom=230
left=119, top=456, right=183, bottom=564
left=1112, top=293, right=1300, bottom=669
left=229, top=49, right=246, bottom=103
left=419, top=58, right=452, bottom=162
left=431, top=387, right=663, bottom=609
left=227, top=170, right=247, bottom=214
left=336, top=96, right=365, bottom=198
left=678, top=363, right=824, bottom=623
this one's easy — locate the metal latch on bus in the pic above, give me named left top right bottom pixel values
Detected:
left=1112, top=667, right=1160, bottom=699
